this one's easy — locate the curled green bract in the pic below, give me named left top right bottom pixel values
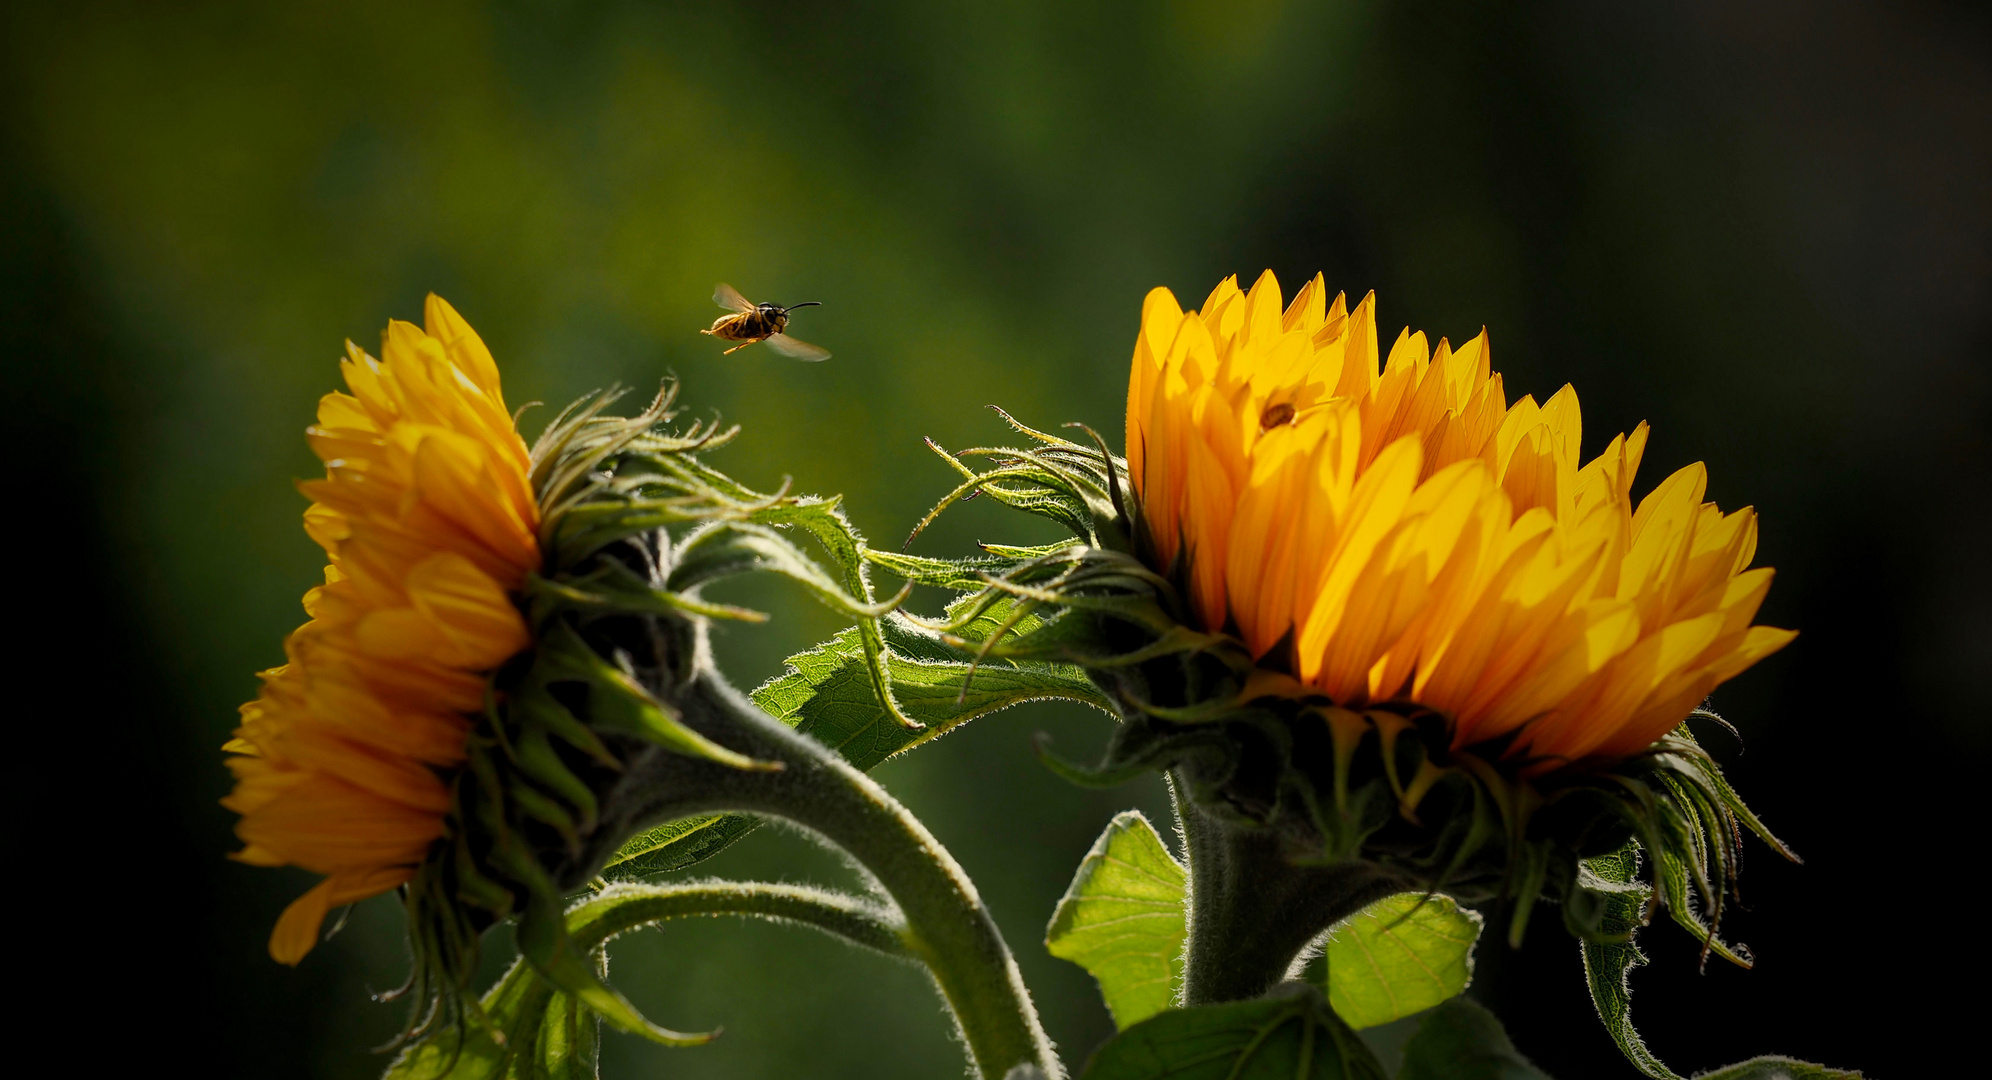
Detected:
left=386, top=383, right=939, bottom=1060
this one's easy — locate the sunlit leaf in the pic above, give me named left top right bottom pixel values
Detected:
left=1322, top=893, right=1481, bottom=1029
left=1045, top=811, right=1187, bottom=1029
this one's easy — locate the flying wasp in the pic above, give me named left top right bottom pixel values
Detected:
left=700, top=283, right=832, bottom=361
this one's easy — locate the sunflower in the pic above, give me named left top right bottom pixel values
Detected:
left=223, top=295, right=539, bottom=964
left=1125, top=270, right=1794, bottom=767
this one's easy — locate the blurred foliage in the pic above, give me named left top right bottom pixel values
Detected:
left=3, top=1, right=1987, bottom=1078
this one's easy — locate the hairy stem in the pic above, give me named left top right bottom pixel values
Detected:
left=1172, top=771, right=1410, bottom=1005
left=567, top=665, right=1061, bottom=1080
left=566, top=880, right=910, bottom=959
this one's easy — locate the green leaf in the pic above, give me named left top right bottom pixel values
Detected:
left=605, top=619, right=1109, bottom=878
left=1045, top=811, right=1187, bottom=1030
left=602, top=813, right=763, bottom=878
left=771, top=623, right=1109, bottom=766
left=1079, top=987, right=1387, bottom=1080
left=1395, top=997, right=1551, bottom=1080
left=1695, top=1058, right=1863, bottom=1080
left=535, top=622, right=776, bottom=771
left=1322, top=893, right=1482, bottom=1030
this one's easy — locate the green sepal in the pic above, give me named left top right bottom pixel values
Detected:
left=665, top=515, right=915, bottom=730
left=547, top=503, right=717, bottom=570
left=535, top=622, right=778, bottom=771
left=509, top=857, right=716, bottom=1048
left=1646, top=771, right=1750, bottom=967
left=1578, top=841, right=1674, bottom=1079
left=908, top=420, right=1138, bottom=549
left=1676, top=713, right=1799, bottom=860
left=1503, top=840, right=1552, bottom=950
left=504, top=723, right=600, bottom=837
left=662, top=523, right=884, bottom=615
left=1045, top=811, right=1188, bottom=1030
left=388, top=880, right=911, bottom=1077
left=909, top=451, right=1094, bottom=545
left=503, top=777, right=581, bottom=855
left=981, top=539, right=1089, bottom=560
left=748, top=496, right=916, bottom=730
left=948, top=594, right=1180, bottom=662
left=1574, top=843, right=1859, bottom=1080
left=530, top=987, right=601, bottom=1080
left=382, top=957, right=555, bottom=1079
left=866, top=544, right=1074, bottom=592
left=1078, top=984, right=1387, bottom=1080
left=507, top=679, right=618, bottom=770
left=451, top=821, right=517, bottom=915
left=528, top=562, right=768, bottom=624
left=1032, top=736, right=1174, bottom=789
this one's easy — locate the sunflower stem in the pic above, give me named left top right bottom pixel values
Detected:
left=1171, top=770, right=1410, bottom=1005
left=565, top=880, right=911, bottom=959
left=566, top=665, right=1061, bottom=1080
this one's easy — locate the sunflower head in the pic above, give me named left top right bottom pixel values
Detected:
left=226, top=298, right=898, bottom=1049
left=906, top=271, right=1797, bottom=951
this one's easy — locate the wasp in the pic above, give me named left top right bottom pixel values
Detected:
left=700, top=283, right=832, bottom=361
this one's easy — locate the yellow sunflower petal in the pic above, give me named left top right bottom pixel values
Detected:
left=1126, top=273, right=1790, bottom=770
left=269, top=877, right=340, bottom=966
left=224, top=299, right=539, bottom=964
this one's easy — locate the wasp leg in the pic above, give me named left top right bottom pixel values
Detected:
left=721, top=339, right=762, bottom=355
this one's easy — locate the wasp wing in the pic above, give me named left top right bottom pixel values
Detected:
left=764, top=333, right=832, bottom=362
left=713, top=283, right=755, bottom=313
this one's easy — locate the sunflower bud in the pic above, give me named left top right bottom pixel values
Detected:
left=898, top=271, right=1797, bottom=1002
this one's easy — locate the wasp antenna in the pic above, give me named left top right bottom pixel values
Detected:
left=785, top=301, right=823, bottom=310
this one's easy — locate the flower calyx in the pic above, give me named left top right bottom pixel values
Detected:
left=395, top=383, right=911, bottom=1050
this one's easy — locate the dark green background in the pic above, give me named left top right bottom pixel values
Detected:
left=5, top=2, right=1986, bottom=1077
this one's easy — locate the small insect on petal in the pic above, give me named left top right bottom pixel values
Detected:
left=1260, top=402, right=1295, bottom=430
